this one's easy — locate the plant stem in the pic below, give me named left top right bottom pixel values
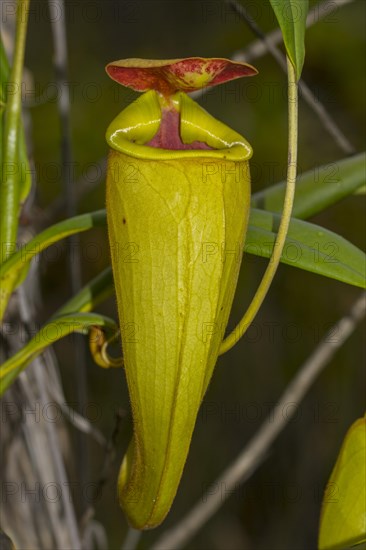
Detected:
left=0, top=0, right=30, bottom=264
left=220, top=57, right=298, bottom=355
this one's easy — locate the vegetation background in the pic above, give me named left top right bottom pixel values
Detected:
left=2, top=0, right=365, bottom=548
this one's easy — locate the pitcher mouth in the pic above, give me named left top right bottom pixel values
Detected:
left=106, top=90, right=253, bottom=161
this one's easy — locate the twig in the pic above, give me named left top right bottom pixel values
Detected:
left=47, top=0, right=82, bottom=296
left=81, top=520, right=108, bottom=550
left=42, top=156, right=108, bottom=223
left=232, top=0, right=354, bottom=65
left=48, top=0, right=90, bottom=500
left=193, top=0, right=354, bottom=100
left=121, top=528, right=142, bottom=550
left=18, top=280, right=82, bottom=549
left=32, top=363, right=82, bottom=549
left=46, top=366, right=107, bottom=447
left=91, top=407, right=124, bottom=504
left=224, top=0, right=355, bottom=155
left=152, top=292, right=366, bottom=550
left=80, top=409, right=125, bottom=540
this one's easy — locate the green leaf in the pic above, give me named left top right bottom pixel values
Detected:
left=319, top=416, right=366, bottom=550
left=0, top=209, right=106, bottom=321
left=252, top=153, right=366, bottom=219
left=248, top=209, right=366, bottom=288
left=0, top=312, right=118, bottom=396
left=269, top=0, right=309, bottom=80
left=0, top=266, right=115, bottom=395
left=55, top=267, right=114, bottom=316
left=0, top=209, right=106, bottom=277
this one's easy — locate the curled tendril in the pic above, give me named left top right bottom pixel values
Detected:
left=89, top=326, right=123, bottom=369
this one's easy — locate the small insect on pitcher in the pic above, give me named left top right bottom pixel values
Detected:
left=104, top=57, right=258, bottom=529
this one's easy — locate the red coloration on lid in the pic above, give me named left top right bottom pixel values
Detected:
left=106, top=57, right=258, bottom=96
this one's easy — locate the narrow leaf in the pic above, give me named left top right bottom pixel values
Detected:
left=0, top=210, right=106, bottom=321
left=252, top=153, right=366, bottom=219
left=0, top=312, right=118, bottom=396
left=319, top=416, right=366, bottom=550
left=55, top=267, right=114, bottom=316
left=248, top=209, right=366, bottom=288
left=0, top=209, right=106, bottom=277
left=269, top=0, right=309, bottom=80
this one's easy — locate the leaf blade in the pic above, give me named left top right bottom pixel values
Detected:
left=269, top=0, right=309, bottom=80
left=252, top=153, right=366, bottom=219
left=0, top=312, right=118, bottom=396
left=0, top=209, right=106, bottom=321
left=55, top=267, right=114, bottom=316
left=247, top=209, right=366, bottom=288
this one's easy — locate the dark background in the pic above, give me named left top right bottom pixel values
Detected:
left=16, top=0, right=366, bottom=548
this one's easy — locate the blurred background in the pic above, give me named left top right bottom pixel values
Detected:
left=1, top=0, right=365, bottom=548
